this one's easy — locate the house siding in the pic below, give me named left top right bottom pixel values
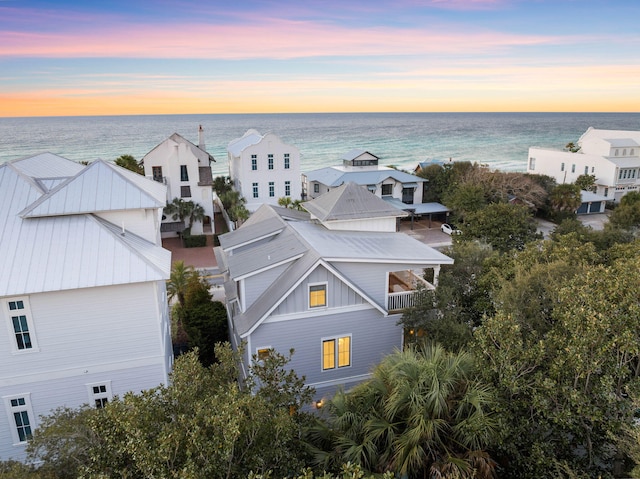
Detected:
left=249, top=309, right=402, bottom=401
left=243, top=264, right=290, bottom=309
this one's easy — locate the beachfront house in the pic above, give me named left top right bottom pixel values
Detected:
left=214, top=183, right=453, bottom=404
left=527, top=127, right=640, bottom=203
left=227, top=129, right=302, bottom=212
left=142, top=126, right=215, bottom=236
left=0, top=153, right=173, bottom=462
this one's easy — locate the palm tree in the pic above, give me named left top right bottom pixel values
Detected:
left=550, top=183, right=582, bottom=213
left=310, top=344, right=498, bottom=478
left=115, top=154, right=144, bottom=175
left=167, top=261, right=196, bottom=308
left=188, top=203, right=205, bottom=228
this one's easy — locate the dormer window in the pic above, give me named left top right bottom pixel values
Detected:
left=309, top=283, right=327, bottom=308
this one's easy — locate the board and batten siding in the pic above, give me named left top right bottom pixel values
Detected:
left=249, top=309, right=403, bottom=402
left=96, top=209, right=161, bottom=245
left=271, top=264, right=366, bottom=316
left=242, top=263, right=290, bottom=310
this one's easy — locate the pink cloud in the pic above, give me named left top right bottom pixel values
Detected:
left=0, top=18, right=558, bottom=59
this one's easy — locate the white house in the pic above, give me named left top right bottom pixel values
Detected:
left=527, top=127, right=640, bottom=203
left=303, top=149, right=427, bottom=206
left=0, top=153, right=173, bottom=462
left=143, top=126, right=215, bottom=236
left=214, top=184, right=452, bottom=404
left=227, top=129, right=302, bottom=212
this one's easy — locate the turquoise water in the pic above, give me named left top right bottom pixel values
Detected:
left=1, top=112, right=638, bottom=176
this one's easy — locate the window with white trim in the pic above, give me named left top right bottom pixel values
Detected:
left=256, top=347, right=271, bottom=361
left=86, top=381, right=113, bottom=409
left=180, top=165, right=189, bottom=181
left=252, top=182, right=259, bottom=198
left=5, top=298, right=38, bottom=352
left=313, top=183, right=319, bottom=193
left=322, top=336, right=351, bottom=370
left=269, top=181, right=275, bottom=197
left=268, top=154, right=274, bottom=170
left=251, top=155, right=257, bottom=170
left=285, top=180, right=291, bottom=197
left=284, top=153, right=290, bottom=169
left=528, top=157, right=536, bottom=170
left=309, top=283, right=327, bottom=308
left=560, top=162, right=565, bottom=172
left=4, top=394, right=34, bottom=444
left=381, top=184, right=393, bottom=196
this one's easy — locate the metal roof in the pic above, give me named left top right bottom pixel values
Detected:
left=341, top=149, right=379, bottom=161
left=306, top=165, right=426, bottom=187
left=382, top=196, right=450, bottom=215
left=0, top=156, right=171, bottom=297
left=227, top=129, right=264, bottom=157
left=21, top=159, right=165, bottom=218
left=304, top=182, right=407, bottom=221
left=9, top=152, right=84, bottom=179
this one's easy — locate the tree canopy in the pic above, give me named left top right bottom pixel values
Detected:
left=114, top=154, right=143, bottom=175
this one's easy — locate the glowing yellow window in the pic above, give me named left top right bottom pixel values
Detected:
left=309, top=284, right=326, bottom=308
left=323, top=336, right=351, bottom=370
left=257, top=348, right=271, bottom=361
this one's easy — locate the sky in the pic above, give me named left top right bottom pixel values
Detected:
left=1, top=0, right=639, bottom=117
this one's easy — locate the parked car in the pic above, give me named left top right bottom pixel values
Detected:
left=440, top=223, right=461, bottom=235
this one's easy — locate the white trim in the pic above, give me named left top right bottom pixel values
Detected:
left=308, top=281, right=328, bottom=309
left=262, top=303, right=376, bottom=324
left=308, top=373, right=371, bottom=389
left=3, top=393, right=35, bottom=445
left=321, top=334, right=352, bottom=372
left=233, top=253, right=304, bottom=281
left=85, top=380, right=113, bottom=408
left=222, top=229, right=284, bottom=253
left=3, top=297, right=40, bottom=354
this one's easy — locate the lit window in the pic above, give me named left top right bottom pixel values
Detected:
left=180, top=165, right=189, bottom=181
left=251, top=155, right=257, bottom=170
left=5, top=298, right=37, bottom=352
left=309, top=284, right=326, bottom=308
left=285, top=181, right=291, bottom=197
left=252, top=182, right=259, bottom=198
left=4, top=395, right=34, bottom=444
left=284, top=153, right=290, bottom=169
left=322, top=336, right=351, bottom=370
left=269, top=182, right=275, bottom=197
left=268, top=154, right=274, bottom=170
left=87, top=382, right=112, bottom=409
left=256, top=348, right=271, bottom=361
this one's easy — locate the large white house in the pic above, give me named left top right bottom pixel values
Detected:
left=142, top=126, right=215, bottom=236
left=527, top=127, right=640, bottom=203
left=227, top=129, right=302, bottom=212
left=214, top=183, right=452, bottom=404
left=0, top=153, right=173, bottom=462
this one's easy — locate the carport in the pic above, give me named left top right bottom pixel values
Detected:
left=383, top=197, right=450, bottom=229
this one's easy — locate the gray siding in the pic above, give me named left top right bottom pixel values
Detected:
left=272, top=264, right=366, bottom=315
left=243, top=263, right=289, bottom=309
left=249, top=309, right=402, bottom=402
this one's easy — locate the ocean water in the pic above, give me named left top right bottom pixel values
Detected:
left=1, top=112, right=639, bottom=177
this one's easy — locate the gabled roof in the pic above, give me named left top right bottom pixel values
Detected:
left=227, top=129, right=264, bottom=157
left=9, top=152, right=84, bottom=179
left=304, top=182, right=407, bottom=221
left=20, top=159, right=165, bottom=218
left=341, top=149, right=379, bottom=161
left=143, top=132, right=215, bottom=163
left=218, top=205, right=287, bottom=252
left=305, top=165, right=426, bottom=187
left=0, top=155, right=171, bottom=296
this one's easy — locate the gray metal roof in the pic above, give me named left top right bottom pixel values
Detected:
left=21, top=159, right=165, bottom=218
left=0, top=155, right=171, bottom=297
left=382, top=196, right=450, bottom=215
left=341, top=149, right=379, bottom=161
left=304, top=182, right=407, bottom=221
left=305, top=165, right=426, bottom=188
left=9, top=152, right=84, bottom=179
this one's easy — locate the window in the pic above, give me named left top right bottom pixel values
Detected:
left=251, top=155, right=257, bottom=171
left=268, top=154, right=274, bottom=170
left=529, top=157, right=536, bottom=170
left=252, top=182, right=259, bottom=198
left=180, top=186, right=191, bottom=198
left=322, top=336, right=351, bottom=370
left=561, top=162, right=565, bottom=172
left=592, top=167, right=595, bottom=173
left=152, top=166, right=163, bottom=182
left=584, top=166, right=589, bottom=175
left=4, top=395, right=34, bottom=444
left=309, top=283, right=327, bottom=308
left=313, top=183, right=319, bottom=193
left=571, top=164, right=576, bottom=173
left=5, top=298, right=37, bottom=352
left=285, top=181, right=291, bottom=197
left=631, top=149, right=635, bottom=156
left=87, top=382, right=112, bottom=409
left=615, top=149, right=619, bottom=156
left=284, top=153, right=290, bottom=169
left=180, top=165, right=189, bottom=181
left=256, top=348, right=271, bottom=361
left=381, top=184, right=393, bottom=196
left=623, top=149, right=627, bottom=156
left=269, top=181, right=275, bottom=197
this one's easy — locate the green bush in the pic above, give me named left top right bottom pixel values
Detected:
left=181, top=227, right=207, bottom=248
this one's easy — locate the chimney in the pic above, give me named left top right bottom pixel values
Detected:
left=198, top=125, right=205, bottom=150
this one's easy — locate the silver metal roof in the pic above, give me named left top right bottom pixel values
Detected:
left=227, top=129, right=263, bottom=157
left=9, top=152, right=84, bottom=179
left=305, top=166, right=426, bottom=187
left=0, top=155, right=171, bottom=297
left=382, top=196, right=450, bottom=215
left=304, top=182, right=407, bottom=221
left=341, top=149, right=379, bottom=161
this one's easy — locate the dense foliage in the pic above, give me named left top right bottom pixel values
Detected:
left=114, top=154, right=144, bottom=175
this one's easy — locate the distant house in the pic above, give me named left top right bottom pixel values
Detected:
left=0, top=153, right=173, bottom=462
left=214, top=183, right=453, bottom=403
left=303, top=149, right=427, bottom=205
left=227, top=129, right=302, bottom=212
left=527, top=127, right=640, bottom=203
left=142, top=126, right=215, bottom=236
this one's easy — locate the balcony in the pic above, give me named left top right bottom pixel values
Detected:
left=387, top=270, right=434, bottom=312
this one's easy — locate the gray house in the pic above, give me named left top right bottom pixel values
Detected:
left=214, top=183, right=453, bottom=405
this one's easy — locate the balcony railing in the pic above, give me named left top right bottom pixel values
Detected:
left=387, top=270, right=434, bottom=312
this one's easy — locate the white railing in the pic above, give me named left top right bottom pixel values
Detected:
left=388, top=290, right=418, bottom=311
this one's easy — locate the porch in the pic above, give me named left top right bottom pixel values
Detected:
left=387, top=270, right=435, bottom=312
